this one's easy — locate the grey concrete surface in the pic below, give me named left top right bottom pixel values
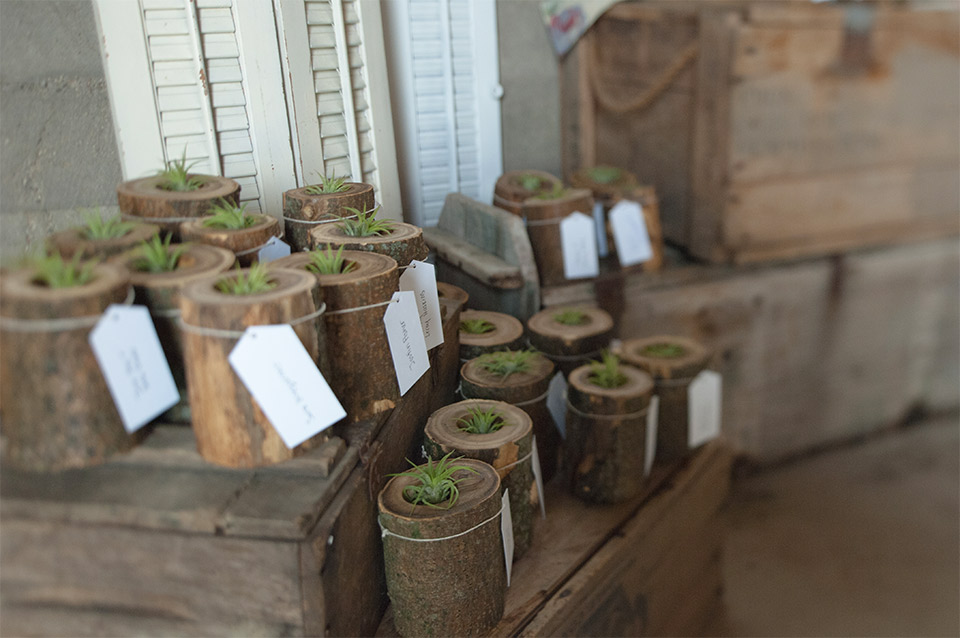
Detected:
left=720, top=416, right=960, bottom=637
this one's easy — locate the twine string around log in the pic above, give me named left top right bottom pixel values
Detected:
left=566, top=401, right=650, bottom=421
left=495, top=450, right=533, bottom=474
left=178, top=302, right=327, bottom=339
left=0, top=287, right=136, bottom=333
left=282, top=202, right=381, bottom=226
left=325, top=298, right=398, bottom=316
left=379, top=503, right=503, bottom=543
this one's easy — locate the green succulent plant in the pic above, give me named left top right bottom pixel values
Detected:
left=202, top=198, right=258, bottom=230
left=132, top=234, right=186, bottom=273
left=640, top=343, right=687, bottom=358
left=518, top=173, right=543, bottom=192
left=215, top=263, right=276, bottom=295
left=338, top=205, right=395, bottom=237
left=533, top=183, right=568, bottom=200
left=460, top=318, right=496, bottom=335
left=156, top=151, right=206, bottom=192
left=457, top=406, right=508, bottom=435
left=588, top=351, right=628, bottom=389
left=30, top=251, right=97, bottom=288
left=390, top=452, right=478, bottom=510
left=553, top=308, right=588, bottom=326
left=304, top=171, right=350, bottom=195
left=305, top=244, right=357, bottom=275
left=475, top=349, right=537, bottom=380
left=82, top=209, right=136, bottom=240
left=587, top=166, right=622, bottom=184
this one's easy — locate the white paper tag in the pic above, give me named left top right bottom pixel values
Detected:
left=501, top=489, right=515, bottom=586
left=609, top=200, right=653, bottom=267
left=644, top=395, right=660, bottom=476
left=228, top=325, right=345, bottom=448
left=532, top=436, right=546, bottom=519
left=89, top=305, right=179, bottom=433
left=559, top=212, right=600, bottom=280
left=688, top=370, right=722, bottom=448
left=383, top=291, right=430, bottom=396
left=592, top=200, right=609, bottom=258
left=257, top=236, right=291, bottom=263
left=546, top=372, right=568, bottom=439
left=399, top=260, right=444, bottom=351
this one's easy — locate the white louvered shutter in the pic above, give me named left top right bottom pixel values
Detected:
left=383, top=0, right=503, bottom=227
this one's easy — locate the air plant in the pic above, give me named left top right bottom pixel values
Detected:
left=640, top=343, right=687, bottom=359
left=588, top=351, right=628, bottom=389
left=82, top=209, right=136, bottom=240
left=475, top=349, right=537, bottom=380
left=518, top=173, right=543, bottom=192
left=305, top=244, right=357, bottom=275
left=30, top=252, right=97, bottom=288
left=533, top=183, right=568, bottom=200
left=460, top=318, right=496, bottom=335
left=304, top=171, right=350, bottom=195
left=457, top=406, right=507, bottom=435
left=390, top=452, right=478, bottom=510
left=338, top=205, right=395, bottom=237
left=215, top=263, right=276, bottom=295
left=553, top=308, right=589, bottom=326
left=132, top=234, right=186, bottom=273
left=202, top=198, right=258, bottom=230
left=587, top=166, right=622, bottom=184
left=156, top=151, right=205, bottom=192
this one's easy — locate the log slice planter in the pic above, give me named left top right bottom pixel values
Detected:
left=527, top=305, right=614, bottom=376
left=424, top=399, right=537, bottom=558
left=493, top=170, right=564, bottom=216
left=619, top=335, right=711, bottom=463
left=378, top=458, right=506, bottom=637
left=438, top=281, right=469, bottom=320
left=308, top=221, right=428, bottom=268
left=282, top=182, right=374, bottom=253
left=47, top=222, right=160, bottom=260
left=179, top=267, right=327, bottom=467
left=269, top=250, right=399, bottom=428
left=179, top=214, right=282, bottom=267
left=117, top=175, right=240, bottom=240
left=460, top=352, right=560, bottom=482
left=520, top=188, right=594, bottom=287
left=569, top=165, right=639, bottom=209
left=0, top=263, right=134, bottom=470
left=565, top=363, right=654, bottom=503
left=459, top=309, right=524, bottom=363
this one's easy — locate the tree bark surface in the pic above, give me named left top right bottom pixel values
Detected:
left=520, top=188, right=594, bottom=287
left=459, top=310, right=524, bottom=362
left=47, top=223, right=159, bottom=260
left=308, top=221, right=428, bottom=267
left=180, top=215, right=282, bottom=266
left=493, top=170, right=563, bottom=215
left=282, top=183, right=374, bottom=253
left=117, top=175, right=240, bottom=240
left=527, top=305, right=614, bottom=376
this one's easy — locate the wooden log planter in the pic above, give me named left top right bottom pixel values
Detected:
left=308, top=221, right=428, bottom=268
left=460, top=350, right=561, bottom=482
left=438, top=281, right=469, bottom=320
left=564, top=360, right=654, bottom=503
left=47, top=221, right=159, bottom=260
left=0, top=262, right=135, bottom=470
left=527, top=305, right=614, bottom=377
left=116, top=175, right=240, bottom=240
left=270, top=250, right=399, bottom=426
left=282, top=182, right=375, bottom=252
left=520, top=188, right=594, bottom=287
left=619, top=335, right=711, bottom=463
left=179, top=267, right=328, bottom=467
left=493, top=170, right=564, bottom=216
left=424, top=399, right=537, bottom=558
left=378, top=458, right=506, bottom=637
left=180, top=214, right=282, bottom=267
left=459, top=309, right=525, bottom=363
left=569, top=165, right=639, bottom=208
left=110, top=244, right=235, bottom=422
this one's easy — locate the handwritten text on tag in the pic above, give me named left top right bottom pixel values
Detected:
left=609, top=200, right=653, bottom=267
left=399, top=260, right=444, bottom=350
left=559, top=212, right=600, bottom=280
left=383, top=291, right=430, bottom=395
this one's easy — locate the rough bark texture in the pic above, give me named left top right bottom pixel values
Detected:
left=116, top=175, right=240, bottom=240
left=179, top=215, right=282, bottom=267
left=527, top=305, right=614, bottom=376
left=493, top=170, right=564, bottom=215
left=569, top=166, right=640, bottom=208
left=308, top=221, right=428, bottom=267
left=0, top=263, right=135, bottom=470
left=180, top=268, right=327, bottom=467
left=270, top=251, right=399, bottom=427
left=459, top=309, right=525, bottom=362
left=423, top=399, right=536, bottom=558
left=282, top=183, right=375, bottom=253
left=47, top=222, right=159, bottom=260
left=460, top=353, right=560, bottom=482
left=619, top=335, right=711, bottom=462
left=565, top=364, right=654, bottom=503
left=378, top=458, right=506, bottom=637
left=520, top=188, right=594, bottom=286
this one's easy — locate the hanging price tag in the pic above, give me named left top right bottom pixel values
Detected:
left=501, top=489, right=515, bottom=587
left=546, top=372, right=568, bottom=439
left=89, top=305, right=179, bottom=433
left=609, top=200, right=653, bottom=267
left=644, top=395, right=660, bottom=476
left=532, top=436, right=546, bottom=519
left=559, top=212, right=600, bottom=279
left=399, top=260, right=444, bottom=350
left=257, top=236, right=291, bottom=263
left=688, top=370, right=722, bottom=448
left=383, top=291, right=430, bottom=395
left=229, top=325, right=345, bottom=448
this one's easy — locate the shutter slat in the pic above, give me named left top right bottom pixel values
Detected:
left=154, top=60, right=195, bottom=86
left=306, top=2, right=333, bottom=25
left=144, top=10, right=189, bottom=36
left=202, top=33, right=240, bottom=58
left=222, top=153, right=258, bottom=178
left=197, top=8, right=235, bottom=33
left=157, top=86, right=203, bottom=111
left=160, top=110, right=206, bottom=136
left=218, top=130, right=254, bottom=154
left=214, top=106, right=249, bottom=131
left=210, top=82, right=246, bottom=107
left=207, top=58, right=243, bottom=83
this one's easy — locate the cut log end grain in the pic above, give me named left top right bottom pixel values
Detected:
left=437, top=281, right=469, bottom=307
left=308, top=221, right=428, bottom=267
left=494, top=170, right=564, bottom=215
left=180, top=215, right=282, bottom=267
left=47, top=222, right=160, bottom=260
left=618, top=335, right=711, bottom=380
left=527, top=305, right=614, bottom=363
left=282, top=182, right=375, bottom=252
left=459, top=309, right=525, bottom=361
left=117, top=175, right=241, bottom=239
left=570, top=166, right=640, bottom=206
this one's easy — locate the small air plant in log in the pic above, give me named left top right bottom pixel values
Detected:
left=47, top=209, right=159, bottom=260
left=283, top=172, right=374, bottom=252
left=493, top=169, right=564, bottom=215
left=180, top=198, right=282, bottom=267
left=518, top=185, right=594, bottom=287
left=379, top=454, right=506, bottom=637
left=308, top=204, right=428, bottom=267
left=527, top=305, right=614, bottom=377
left=425, top=399, right=538, bottom=558
left=570, top=164, right=639, bottom=208
left=618, top=335, right=711, bottom=462
left=565, top=352, right=655, bottom=504
left=305, top=244, right=357, bottom=276
left=460, top=348, right=561, bottom=482
left=1, top=251, right=134, bottom=470
left=458, top=309, right=525, bottom=363
left=117, top=152, right=241, bottom=240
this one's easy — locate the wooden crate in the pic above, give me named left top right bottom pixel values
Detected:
left=562, top=1, right=960, bottom=263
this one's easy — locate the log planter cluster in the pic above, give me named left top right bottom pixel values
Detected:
left=565, top=359, right=654, bottom=503
left=47, top=221, right=159, bottom=260
left=179, top=267, right=328, bottom=467
left=459, top=309, right=525, bottom=363
left=378, top=457, right=506, bottom=637
left=493, top=170, right=564, bottom=216
left=619, top=335, right=711, bottom=463
left=180, top=214, right=282, bottom=267
left=309, top=220, right=428, bottom=268
left=282, top=182, right=375, bottom=252
left=424, top=399, right=537, bottom=558
left=520, top=187, right=594, bottom=287
left=527, top=305, right=614, bottom=377
left=117, top=175, right=240, bottom=240
left=0, top=263, right=135, bottom=470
